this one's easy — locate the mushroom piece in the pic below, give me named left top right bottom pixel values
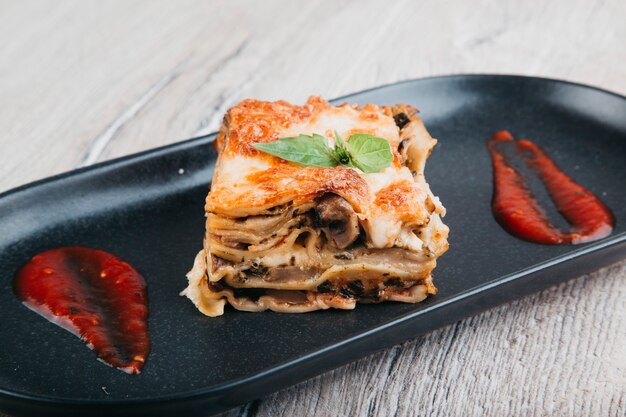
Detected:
left=314, top=193, right=360, bottom=249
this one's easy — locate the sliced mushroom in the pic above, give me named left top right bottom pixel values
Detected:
left=314, top=193, right=360, bottom=249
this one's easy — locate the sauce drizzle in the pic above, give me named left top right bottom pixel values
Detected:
left=487, top=131, right=614, bottom=245
left=13, top=246, right=149, bottom=374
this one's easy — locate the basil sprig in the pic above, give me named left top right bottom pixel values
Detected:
left=252, top=131, right=393, bottom=174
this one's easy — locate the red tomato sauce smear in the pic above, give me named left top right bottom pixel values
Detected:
left=487, top=131, right=614, bottom=245
left=13, top=246, right=149, bottom=374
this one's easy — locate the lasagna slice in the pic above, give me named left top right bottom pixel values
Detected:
left=182, top=97, right=449, bottom=316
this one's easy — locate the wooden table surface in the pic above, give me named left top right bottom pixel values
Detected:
left=1, top=1, right=624, bottom=416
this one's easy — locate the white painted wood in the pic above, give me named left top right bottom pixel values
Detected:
left=1, top=1, right=624, bottom=416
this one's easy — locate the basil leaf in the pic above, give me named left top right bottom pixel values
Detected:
left=252, top=134, right=337, bottom=167
left=347, top=133, right=393, bottom=173
left=334, top=130, right=347, bottom=151
left=252, top=131, right=393, bottom=173
left=333, top=130, right=355, bottom=167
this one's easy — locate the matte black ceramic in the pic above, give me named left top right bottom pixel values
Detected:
left=0, top=75, right=625, bottom=417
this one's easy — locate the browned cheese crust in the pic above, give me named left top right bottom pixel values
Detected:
left=182, top=97, right=449, bottom=316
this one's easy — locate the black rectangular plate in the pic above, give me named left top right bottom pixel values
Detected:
left=1, top=75, right=625, bottom=417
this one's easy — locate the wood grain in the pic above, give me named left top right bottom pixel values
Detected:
left=1, top=1, right=624, bottom=416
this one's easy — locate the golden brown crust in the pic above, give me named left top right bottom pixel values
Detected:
left=373, top=179, right=429, bottom=224
left=206, top=96, right=424, bottom=220
left=219, top=97, right=330, bottom=158
left=244, top=165, right=370, bottom=211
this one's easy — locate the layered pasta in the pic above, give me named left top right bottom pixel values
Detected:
left=182, top=97, right=448, bottom=316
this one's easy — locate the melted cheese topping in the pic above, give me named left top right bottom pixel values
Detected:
left=207, top=96, right=443, bottom=249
